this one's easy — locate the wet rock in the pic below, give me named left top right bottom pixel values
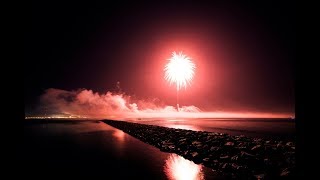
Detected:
left=236, top=146, right=247, bottom=151
left=225, top=142, right=235, bottom=146
left=210, top=140, right=220, bottom=146
left=253, top=138, right=263, bottom=142
left=276, top=141, right=284, bottom=148
left=191, top=152, right=199, bottom=157
left=254, top=174, right=265, bottom=179
left=203, top=158, right=210, bottom=162
left=285, top=156, right=295, bottom=165
left=192, top=141, right=202, bottom=145
left=231, top=163, right=240, bottom=170
left=221, top=163, right=229, bottom=169
left=263, top=158, right=272, bottom=166
left=183, top=150, right=189, bottom=156
left=286, top=142, right=293, bottom=146
left=162, top=141, right=173, bottom=145
left=220, top=155, right=229, bottom=160
left=231, top=155, right=239, bottom=161
left=210, top=146, right=220, bottom=151
left=202, top=144, right=209, bottom=149
left=284, top=151, right=294, bottom=156
left=237, top=142, right=246, bottom=147
left=280, top=168, right=290, bottom=176
left=241, top=151, right=255, bottom=158
left=251, top=145, right=262, bottom=151
left=208, top=132, right=219, bottom=136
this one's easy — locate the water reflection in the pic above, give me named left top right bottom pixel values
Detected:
left=164, top=154, right=204, bottom=180
left=112, top=129, right=125, bottom=142
left=166, top=125, right=199, bottom=131
left=112, top=129, right=126, bottom=156
left=167, top=119, right=185, bottom=122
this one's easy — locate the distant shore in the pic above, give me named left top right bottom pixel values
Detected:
left=103, top=119, right=296, bottom=179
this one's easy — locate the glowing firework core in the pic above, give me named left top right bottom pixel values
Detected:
left=164, top=51, right=195, bottom=90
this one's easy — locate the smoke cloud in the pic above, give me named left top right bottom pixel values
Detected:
left=34, top=88, right=292, bottom=119
left=37, top=88, right=200, bottom=119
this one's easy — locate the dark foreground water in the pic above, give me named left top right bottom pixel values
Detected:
left=126, top=118, right=295, bottom=139
left=20, top=120, right=222, bottom=179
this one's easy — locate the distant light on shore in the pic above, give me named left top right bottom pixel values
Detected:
left=25, top=115, right=88, bottom=119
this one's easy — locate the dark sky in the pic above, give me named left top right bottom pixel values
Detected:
left=24, top=1, right=295, bottom=114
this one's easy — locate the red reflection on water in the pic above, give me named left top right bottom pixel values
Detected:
left=164, top=154, right=204, bottom=180
left=112, top=129, right=125, bottom=142
left=166, top=124, right=199, bottom=131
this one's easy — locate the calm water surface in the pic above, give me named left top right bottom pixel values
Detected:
left=21, top=121, right=223, bottom=179
left=125, top=118, right=295, bottom=139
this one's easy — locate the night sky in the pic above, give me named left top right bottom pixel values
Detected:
left=24, top=1, right=295, bottom=114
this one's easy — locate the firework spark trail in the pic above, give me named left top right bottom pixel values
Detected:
left=164, top=51, right=196, bottom=111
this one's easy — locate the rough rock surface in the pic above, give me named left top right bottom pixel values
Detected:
left=103, top=120, right=295, bottom=179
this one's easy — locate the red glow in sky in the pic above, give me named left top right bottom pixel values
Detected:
left=25, top=1, right=294, bottom=118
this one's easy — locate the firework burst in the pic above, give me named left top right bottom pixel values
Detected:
left=164, top=51, right=196, bottom=90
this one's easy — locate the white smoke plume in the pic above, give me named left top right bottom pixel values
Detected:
left=37, top=88, right=200, bottom=119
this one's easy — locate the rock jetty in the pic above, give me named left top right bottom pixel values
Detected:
left=103, top=120, right=295, bottom=179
